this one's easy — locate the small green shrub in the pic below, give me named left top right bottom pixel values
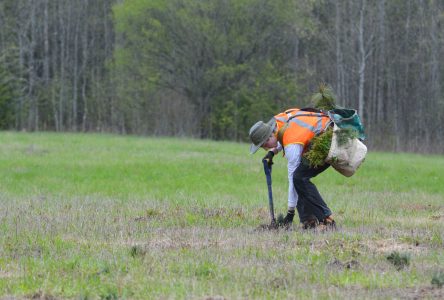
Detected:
left=431, top=271, right=444, bottom=288
left=193, top=261, right=217, bottom=279
left=386, top=251, right=410, bottom=270
left=100, top=288, right=118, bottom=300
left=130, top=245, right=145, bottom=258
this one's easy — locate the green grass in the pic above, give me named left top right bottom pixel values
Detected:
left=0, top=131, right=443, bottom=299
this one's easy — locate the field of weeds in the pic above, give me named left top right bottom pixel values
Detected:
left=0, top=132, right=443, bottom=299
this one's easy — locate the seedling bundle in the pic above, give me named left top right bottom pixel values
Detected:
left=303, top=84, right=366, bottom=175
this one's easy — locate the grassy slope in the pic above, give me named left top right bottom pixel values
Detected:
left=0, top=132, right=443, bottom=299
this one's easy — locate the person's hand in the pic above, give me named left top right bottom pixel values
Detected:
left=263, top=150, right=274, bottom=167
left=283, top=210, right=295, bottom=225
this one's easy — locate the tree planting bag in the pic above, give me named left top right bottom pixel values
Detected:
left=326, top=124, right=367, bottom=177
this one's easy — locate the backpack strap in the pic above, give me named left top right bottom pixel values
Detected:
left=277, top=122, right=289, bottom=148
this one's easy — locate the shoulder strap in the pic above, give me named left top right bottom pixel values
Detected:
left=277, top=122, right=289, bottom=147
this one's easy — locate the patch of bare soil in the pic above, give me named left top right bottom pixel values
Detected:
left=399, top=203, right=434, bottom=211
left=363, top=238, right=427, bottom=254
left=254, top=207, right=271, bottom=220
left=202, top=296, right=225, bottom=300
left=0, top=270, right=17, bottom=279
left=125, top=228, right=275, bottom=251
left=380, top=286, right=444, bottom=299
left=27, top=292, right=58, bottom=300
left=333, top=285, right=444, bottom=299
left=430, top=214, right=444, bottom=220
left=255, top=223, right=279, bottom=231
left=328, top=258, right=361, bottom=270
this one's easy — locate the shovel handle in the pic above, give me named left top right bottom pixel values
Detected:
left=262, top=159, right=275, bottom=223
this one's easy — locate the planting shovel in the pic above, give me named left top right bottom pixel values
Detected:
left=262, top=158, right=276, bottom=226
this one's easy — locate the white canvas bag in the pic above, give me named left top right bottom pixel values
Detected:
left=325, top=124, right=367, bottom=177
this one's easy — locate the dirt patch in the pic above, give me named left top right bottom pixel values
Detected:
left=127, top=227, right=300, bottom=253
left=27, top=291, right=58, bottom=300
left=0, top=270, right=17, bottom=279
left=430, top=214, right=444, bottom=220
left=202, top=296, right=225, bottom=300
left=24, top=145, right=49, bottom=156
left=363, top=238, right=427, bottom=254
left=328, top=258, right=361, bottom=270
left=254, top=207, right=270, bottom=220
left=133, top=207, right=165, bottom=221
left=201, top=208, right=228, bottom=218
left=255, top=223, right=279, bottom=231
left=398, top=203, right=434, bottom=211
left=333, top=285, right=444, bottom=299
left=380, top=286, right=444, bottom=299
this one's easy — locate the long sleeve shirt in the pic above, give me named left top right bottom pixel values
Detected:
left=275, top=142, right=303, bottom=208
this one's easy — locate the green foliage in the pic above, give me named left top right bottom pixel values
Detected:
left=192, top=261, right=218, bottom=279
left=431, top=271, right=444, bottom=288
left=0, top=61, right=17, bottom=129
left=303, top=84, right=339, bottom=167
left=311, top=83, right=337, bottom=111
left=100, top=287, right=119, bottom=300
left=212, top=62, right=300, bottom=140
left=336, top=128, right=359, bottom=146
left=386, top=251, right=410, bottom=270
left=112, top=0, right=311, bottom=139
left=130, top=245, right=146, bottom=258
left=303, top=128, right=333, bottom=168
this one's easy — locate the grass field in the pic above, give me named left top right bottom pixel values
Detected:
left=0, top=131, right=443, bottom=299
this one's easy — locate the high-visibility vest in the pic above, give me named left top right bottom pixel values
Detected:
left=274, top=108, right=331, bottom=149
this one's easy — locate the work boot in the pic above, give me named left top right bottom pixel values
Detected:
left=322, top=215, right=336, bottom=230
left=302, top=215, right=319, bottom=229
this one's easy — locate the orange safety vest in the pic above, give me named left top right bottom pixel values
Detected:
left=274, top=108, right=331, bottom=149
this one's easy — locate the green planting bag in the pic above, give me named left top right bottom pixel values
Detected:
left=327, top=108, right=365, bottom=141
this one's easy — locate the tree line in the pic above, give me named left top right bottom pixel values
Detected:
left=0, top=0, right=443, bottom=153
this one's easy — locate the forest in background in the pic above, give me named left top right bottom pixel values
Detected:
left=0, top=0, right=443, bottom=153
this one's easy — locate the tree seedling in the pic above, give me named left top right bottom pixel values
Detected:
left=386, top=251, right=410, bottom=270
left=431, top=271, right=444, bottom=288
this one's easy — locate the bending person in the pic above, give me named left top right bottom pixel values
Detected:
left=249, top=108, right=336, bottom=229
